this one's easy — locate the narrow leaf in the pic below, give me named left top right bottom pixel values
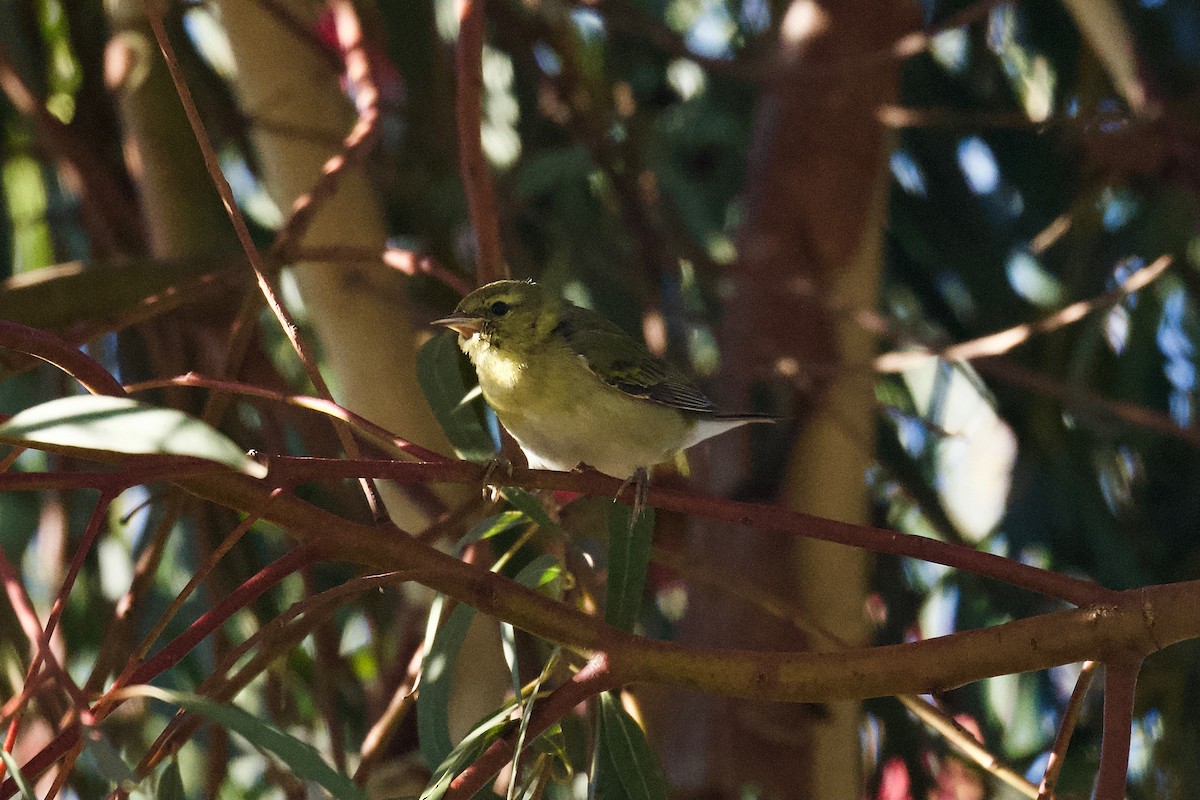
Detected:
left=501, top=555, right=565, bottom=697
left=421, top=703, right=515, bottom=800
left=157, top=759, right=186, bottom=800
left=455, top=510, right=528, bottom=554
left=500, top=488, right=559, bottom=533
left=0, top=750, right=35, bottom=800
left=118, top=685, right=365, bottom=800
left=417, top=333, right=498, bottom=461
left=595, top=693, right=668, bottom=800
left=0, top=395, right=267, bottom=478
left=417, top=602, right=478, bottom=770
left=605, top=505, right=654, bottom=631
left=80, top=726, right=138, bottom=788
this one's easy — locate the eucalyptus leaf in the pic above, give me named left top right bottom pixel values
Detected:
left=500, top=488, right=559, bottom=533
left=605, top=505, right=654, bottom=631
left=417, top=602, right=478, bottom=770
left=0, top=749, right=35, bottom=800
left=416, top=333, right=498, bottom=461
left=157, top=759, right=186, bottom=800
left=501, top=555, right=566, bottom=697
left=119, top=686, right=365, bottom=800
left=80, top=726, right=138, bottom=789
left=421, top=702, right=515, bottom=800
left=455, top=510, right=528, bottom=554
left=0, top=395, right=267, bottom=478
left=593, top=693, right=668, bottom=800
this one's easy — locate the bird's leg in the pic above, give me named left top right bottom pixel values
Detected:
left=481, top=456, right=514, bottom=502
left=617, top=466, right=650, bottom=523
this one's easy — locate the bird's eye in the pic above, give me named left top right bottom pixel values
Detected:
left=490, top=301, right=510, bottom=316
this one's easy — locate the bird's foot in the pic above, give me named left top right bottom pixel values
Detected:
left=481, top=456, right=514, bottom=502
left=616, top=467, right=650, bottom=523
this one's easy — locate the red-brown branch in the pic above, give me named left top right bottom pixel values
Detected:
left=455, top=0, right=506, bottom=282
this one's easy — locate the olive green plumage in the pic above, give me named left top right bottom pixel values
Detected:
left=434, top=280, right=772, bottom=480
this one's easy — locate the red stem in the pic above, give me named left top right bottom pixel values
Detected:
left=1093, top=659, right=1141, bottom=800
left=455, top=0, right=506, bottom=282
left=270, top=457, right=1103, bottom=605
left=0, top=320, right=125, bottom=397
left=444, top=654, right=618, bottom=800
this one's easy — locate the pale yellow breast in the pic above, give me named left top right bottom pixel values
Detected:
left=460, top=333, right=692, bottom=477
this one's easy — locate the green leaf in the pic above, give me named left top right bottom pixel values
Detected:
left=604, top=505, right=654, bottom=631
left=500, top=488, right=559, bottom=533
left=593, top=693, right=668, bottom=800
left=157, top=759, right=186, bottom=800
left=80, top=726, right=138, bottom=789
left=455, top=510, right=528, bottom=554
left=421, top=702, right=514, bottom=800
left=418, top=602, right=478, bottom=770
left=118, top=685, right=365, bottom=800
left=0, top=395, right=267, bottom=478
left=501, top=555, right=565, bottom=697
left=416, top=333, right=498, bottom=461
left=0, top=749, right=35, bottom=800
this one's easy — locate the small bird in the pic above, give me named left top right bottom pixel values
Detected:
left=434, top=280, right=773, bottom=513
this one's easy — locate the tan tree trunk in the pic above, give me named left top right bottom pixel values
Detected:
left=214, top=0, right=468, bottom=528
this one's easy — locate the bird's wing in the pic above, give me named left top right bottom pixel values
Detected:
left=554, top=305, right=715, bottom=413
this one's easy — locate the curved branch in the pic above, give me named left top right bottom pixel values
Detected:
left=172, top=469, right=1198, bottom=704
left=0, top=321, right=126, bottom=397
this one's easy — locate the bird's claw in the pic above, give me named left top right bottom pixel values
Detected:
left=616, top=466, right=650, bottom=523
left=481, top=456, right=514, bottom=502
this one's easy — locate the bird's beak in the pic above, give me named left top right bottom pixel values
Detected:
left=433, top=314, right=483, bottom=337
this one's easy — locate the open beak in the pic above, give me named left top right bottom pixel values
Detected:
left=432, top=314, right=483, bottom=337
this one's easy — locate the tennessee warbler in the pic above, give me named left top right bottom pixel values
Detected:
left=434, top=280, right=774, bottom=509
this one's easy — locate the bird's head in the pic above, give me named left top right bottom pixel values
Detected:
left=433, top=280, right=558, bottom=352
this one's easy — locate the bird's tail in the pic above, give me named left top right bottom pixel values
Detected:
left=683, top=413, right=779, bottom=449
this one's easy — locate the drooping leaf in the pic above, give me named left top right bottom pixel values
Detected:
left=80, top=726, right=138, bottom=789
left=0, top=395, right=268, bottom=478
left=118, top=685, right=365, bottom=800
left=605, top=505, right=654, bottom=631
left=593, top=693, right=668, bottom=800
left=501, top=555, right=566, bottom=697
left=417, top=601, right=479, bottom=770
left=416, top=332, right=498, bottom=461
left=420, top=702, right=514, bottom=800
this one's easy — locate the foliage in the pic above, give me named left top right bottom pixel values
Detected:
left=0, top=0, right=1199, bottom=799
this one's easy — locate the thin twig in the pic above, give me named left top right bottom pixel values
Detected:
left=135, top=571, right=416, bottom=776
left=1037, top=660, right=1098, bottom=800
left=144, top=10, right=385, bottom=518
left=876, top=255, right=1171, bottom=372
left=292, top=245, right=473, bottom=296
left=266, top=0, right=382, bottom=265
left=2, top=490, right=115, bottom=749
left=125, top=373, right=447, bottom=462
left=268, top=456, right=1105, bottom=605
left=354, top=644, right=424, bottom=782
left=456, top=0, right=506, bottom=282
left=0, top=321, right=126, bottom=397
